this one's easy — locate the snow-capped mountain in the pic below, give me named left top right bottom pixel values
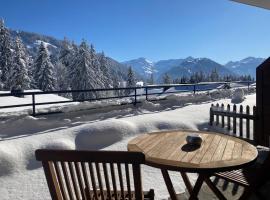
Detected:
left=225, top=57, right=265, bottom=78
left=160, top=57, right=233, bottom=81
left=10, top=30, right=62, bottom=60
left=124, top=56, right=234, bottom=82
left=122, top=57, right=155, bottom=79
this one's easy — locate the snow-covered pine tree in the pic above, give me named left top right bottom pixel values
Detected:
left=59, top=37, right=74, bottom=68
left=0, top=19, right=14, bottom=90
left=55, top=61, right=70, bottom=92
left=163, top=73, right=171, bottom=84
left=69, top=40, right=103, bottom=100
left=56, top=37, right=75, bottom=93
left=33, top=42, right=55, bottom=91
left=126, top=66, right=136, bottom=95
left=99, top=51, right=111, bottom=87
left=98, top=51, right=114, bottom=97
left=9, top=37, right=31, bottom=90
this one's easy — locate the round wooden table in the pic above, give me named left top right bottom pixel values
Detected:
left=127, top=130, right=258, bottom=200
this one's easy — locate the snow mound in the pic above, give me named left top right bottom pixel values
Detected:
left=75, top=119, right=137, bottom=150
left=42, top=139, right=75, bottom=150
left=139, top=100, right=160, bottom=110
left=61, top=100, right=121, bottom=113
left=231, top=88, right=245, bottom=103
left=0, top=149, right=17, bottom=176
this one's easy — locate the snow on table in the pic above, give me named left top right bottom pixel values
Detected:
left=0, top=94, right=256, bottom=200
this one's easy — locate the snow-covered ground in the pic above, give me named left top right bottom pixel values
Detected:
left=0, top=89, right=256, bottom=200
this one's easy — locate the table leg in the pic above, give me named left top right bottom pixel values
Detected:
left=180, top=172, right=193, bottom=195
left=161, top=169, right=178, bottom=200
left=188, top=174, right=205, bottom=200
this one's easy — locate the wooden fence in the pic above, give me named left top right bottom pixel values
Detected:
left=210, top=103, right=258, bottom=144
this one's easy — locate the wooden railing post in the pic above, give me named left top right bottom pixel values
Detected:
left=210, top=104, right=214, bottom=126
left=32, top=94, right=36, bottom=116
left=134, top=88, right=137, bottom=105
left=146, top=87, right=148, bottom=101
left=233, top=104, right=237, bottom=134
left=239, top=105, right=243, bottom=137
left=216, top=103, right=220, bottom=125
left=253, top=106, right=257, bottom=144
left=193, top=85, right=196, bottom=94
left=227, top=104, right=231, bottom=131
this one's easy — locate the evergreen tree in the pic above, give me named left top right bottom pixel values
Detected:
left=9, top=37, right=30, bottom=90
left=147, top=73, right=154, bottom=85
left=126, top=66, right=136, bottom=94
left=127, top=66, right=136, bottom=87
left=33, top=42, right=55, bottom=91
left=210, top=68, right=219, bottom=82
left=0, top=19, right=14, bottom=89
left=69, top=40, right=103, bottom=100
left=163, top=73, right=171, bottom=84
left=55, top=61, right=70, bottom=92
left=99, top=51, right=111, bottom=88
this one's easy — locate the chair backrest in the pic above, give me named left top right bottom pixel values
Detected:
left=36, top=149, right=145, bottom=200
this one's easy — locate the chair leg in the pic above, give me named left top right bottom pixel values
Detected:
left=204, top=178, right=227, bottom=200
left=238, top=188, right=252, bottom=200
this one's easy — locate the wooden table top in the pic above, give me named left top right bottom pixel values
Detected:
left=128, top=130, right=258, bottom=172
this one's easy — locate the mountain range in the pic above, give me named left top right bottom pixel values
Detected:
left=122, top=56, right=265, bottom=82
left=9, top=29, right=265, bottom=83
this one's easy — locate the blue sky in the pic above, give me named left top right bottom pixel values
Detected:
left=0, top=0, right=269, bottom=64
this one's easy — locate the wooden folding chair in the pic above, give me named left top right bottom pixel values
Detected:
left=208, top=146, right=270, bottom=200
left=36, top=149, right=154, bottom=200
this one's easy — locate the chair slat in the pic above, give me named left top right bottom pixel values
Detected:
left=95, top=163, right=105, bottom=200
left=125, top=164, right=132, bottom=200
left=74, top=162, right=87, bottom=199
left=89, top=162, right=99, bottom=200
left=68, top=162, right=81, bottom=200
left=117, top=163, right=125, bottom=199
left=110, top=163, right=119, bottom=200
left=132, top=164, right=143, bottom=200
left=81, top=162, right=91, bottom=199
left=61, top=161, right=74, bottom=200
left=42, top=161, right=63, bottom=200
left=54, top=161, right=68, bottom=200
left=102, top=163, right=112, bottom=200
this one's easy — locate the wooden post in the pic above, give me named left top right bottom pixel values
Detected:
left=210, top=104, right=214, bottom=126
left=233, top=104, right=237, bottom=135
left=193, top=84, right=196, bottom=94
left=227, top=104, right=231, bottom=131
left=146, top=87, right=148, bottom=101
left=246, top=105, right=250, bottom=139
left=32, top=94, right=36, bottom=116
left=216, top=103, right=219, bottom=125
left=239, top=105, right=243, bottom=137
left=134, top=88, right=137, bottom=105
left=256, top=58, right=270, bottom=147
left=253, top=106, right=257, bottom=143
left=221, top=104, right=225, bottom=128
